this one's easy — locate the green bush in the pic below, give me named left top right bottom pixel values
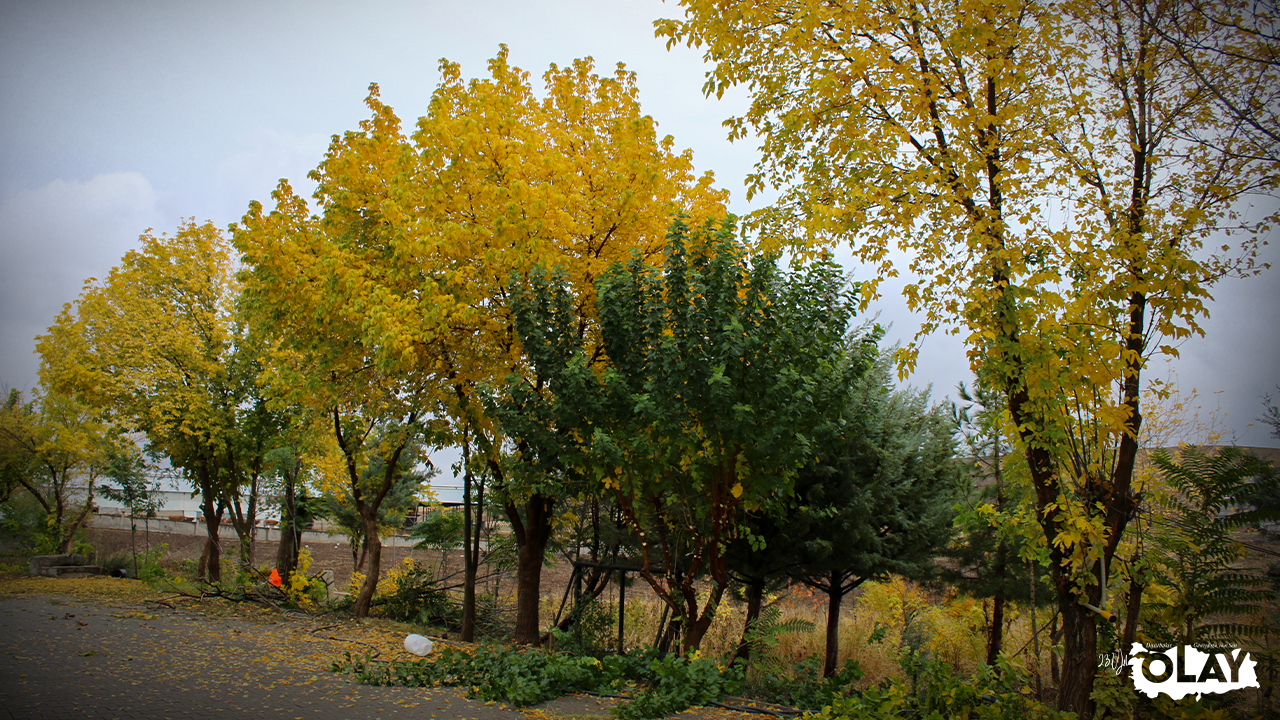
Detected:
left=739, top=655, right=864, bottom=711
left=812, top=653, right=1070, bottom=720
left=614, top=652, right=742, bottom=720
left=332, top=643, right=740, bottom=719
left=0, top=492, right=58, bottom=553
left=549, top=594, right=617, bottom=656
left=375, top=565, right=459, bottom=629
left=101, top=543, right=170, bottom=581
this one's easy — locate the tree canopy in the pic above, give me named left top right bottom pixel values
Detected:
left=660, top=1, right=1277, bottom=714
left=503, top=216, right=865, bottom=653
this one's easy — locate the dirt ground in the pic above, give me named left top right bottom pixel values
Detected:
left=82, top=526, right=579, bottom=613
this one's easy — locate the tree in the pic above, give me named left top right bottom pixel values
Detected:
left=1260, top=388, right=1280, bottom=440
left=940, top=380, right=1052, bottom=670
left=723, top=491, right=811, bottom=667
left=234, top=97, right=445, bottom=616
left=409, top=505, right=465, bottom=579
left=660, top=1, right=1277, bottom=714
left=39, top=221, right=269, bottom=583
left=1158, top=0, right=1280, bottom=163
left=266, top=415, right=325, bottom=584
left=788, top=351, right=961, bottom=676
left=504, top=217, right=862, bottom=654
left=234, top=49, right=727, bottom=636
left=0, top=387, right=114, bottom=553
left=98, top=446, right=161, bottom=578
left=316, top=435, right=433, bottom=573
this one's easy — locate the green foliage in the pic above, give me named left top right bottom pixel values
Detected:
left=100, top=543, right=170, bottom=582
left=320, top=438, right=433, bottom=566
left=0, top=387, right=115, bottom=553
left=793, top=351, right=962, bottom=587
left=375, top=564, right=459, bottom=629
left=549, top=594, right=617, bottom=657
left=810, top=655, right=1070, bottom=720
left=98, top=450, right=160, bottom=519
left=0, top=489, right=57, bottom=553
left=740, top=655, right=864, bottom=711
left=740, top=605, right=816, bottom=665
left=408, top=507, right=464, bottom=552
left=1145, top=446, right=1278, bottom=645
left=614, top=652, right=742, bottom=720
left=1088, top=672, right=1138, bottom=720
left=501, top=215, right=865, bottom=652
left=332, top=643, right=742, bottom=719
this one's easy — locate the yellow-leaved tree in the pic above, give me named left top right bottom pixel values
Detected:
left=661, top=0, right=1277, bottom=715
left=0, top=386, right=118, bottom=553
left=236, top=47, right=726, bottom=633
left=39, top=220, right=275, bottom=582
left=408, top=49, right=728, bottom=644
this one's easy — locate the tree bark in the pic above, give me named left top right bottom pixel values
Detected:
left=1057, top=599, right=1098, bottom=720
left=1119, top=571, right=1144, bottom=680
left=461, top=436, right=483, bottom=642
left=353, top=508, right=382, bottom=618
left=509, top=492, right=555, bottom=645
left=987, top=593, right=1006, bottom=667
left=275, top=464, right=300, bottom=581
left=732, top=579, right=766, bottom=667
left=196, top=461, right=223, bottom=584
left=681, top=581, right=726, bottom=655
left=824, top=570, right=845, bottom=677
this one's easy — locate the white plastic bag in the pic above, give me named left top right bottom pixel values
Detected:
left=404, top=633, right=434, bottom=656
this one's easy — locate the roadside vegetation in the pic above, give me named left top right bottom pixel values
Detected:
left=3, top=1, right=1280, bottom=718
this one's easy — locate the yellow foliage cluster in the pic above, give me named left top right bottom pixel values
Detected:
left=347, top=557, right=420, bottom=601
left=285, top=548, right=324, bottom=608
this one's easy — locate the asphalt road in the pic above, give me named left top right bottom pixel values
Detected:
left=0, top=593, right=531, bottom=720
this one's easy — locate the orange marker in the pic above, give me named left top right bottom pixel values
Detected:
left=268, top=568, right=283, bottom=588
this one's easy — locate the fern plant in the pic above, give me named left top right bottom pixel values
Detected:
left=740, top=604, right=816, bottom=669
left=1145, top=446, right=1278, bottom=646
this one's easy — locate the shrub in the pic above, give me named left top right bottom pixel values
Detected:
left=333, top=643, right=742, bottom=719
left=374, top=558, right=459, bottom=628
left=811, top=653, right=1070, bottom=720
left=284, top=548, right=327, bottom=608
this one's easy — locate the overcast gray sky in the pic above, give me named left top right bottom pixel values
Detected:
left=2, top=0, right=1276, bottom=502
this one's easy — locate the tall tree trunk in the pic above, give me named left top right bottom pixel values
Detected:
left=510, top=493, right=555, bottom=645
left=1050, top=611, right=1061, bottom=687
left=1057, top=599, right=1098, bottom=720
left=275, top=466, right=299, bottom=581
left=823, top=570, right=846, bottom=677
left=354, top=508, right=382, bottom=618
left=732, top=579, right=767, bottom=666
left=987, top=593, right=1006, bottom=667
left=987, top=475, right=1007, bottom=667
left=129, top=514, right=139, bottom=578
left=1119, top=565, right=1144, bottom=680
left=461, top=447, right=483, bottom=641
left=243, top=472, right=259, bottom=566
left=196, top=462, right=222, bottom=584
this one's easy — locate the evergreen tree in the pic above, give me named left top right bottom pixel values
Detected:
left=788, top=352, right=962, bottom=677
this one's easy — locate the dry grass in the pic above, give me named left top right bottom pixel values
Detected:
left=535, top=572, right=1060, bottom=691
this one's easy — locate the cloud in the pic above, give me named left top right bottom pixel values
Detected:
left=0, top=172, right=162, bottom=393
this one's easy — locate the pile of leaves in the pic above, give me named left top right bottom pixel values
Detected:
left=0, top=572, right=164, bottom=605
left=331, top=643, right=741, bottom=719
